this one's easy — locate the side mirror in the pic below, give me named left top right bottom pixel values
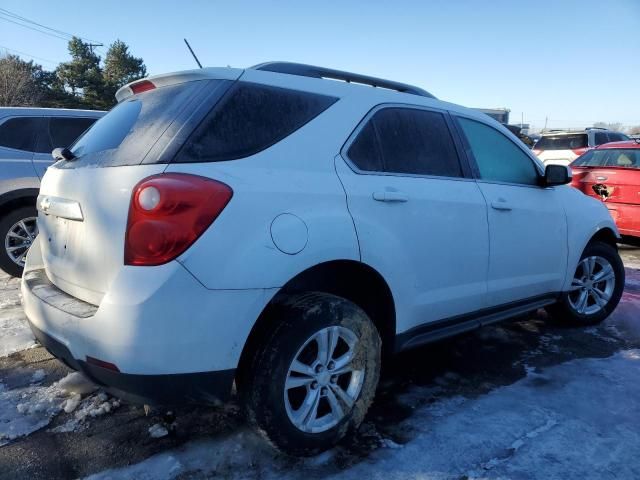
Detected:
left=543, top=164, right=572, bottom=187
left=52, top=147, right=75, bottom=161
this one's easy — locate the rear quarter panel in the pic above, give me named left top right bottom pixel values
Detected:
left=167, top=94, right=372, bottom=289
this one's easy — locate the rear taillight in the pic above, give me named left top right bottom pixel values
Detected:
left=125, top=173, right=233, bottom=266
left=130, top=80, right=156, bottom=95
left=572, top=147, right=588, bottom=157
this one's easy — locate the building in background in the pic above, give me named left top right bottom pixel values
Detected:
left=474, top=108, right=510, bottom=124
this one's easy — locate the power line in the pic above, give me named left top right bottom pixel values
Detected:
left=0, top=44, right=60, bottom=65
left=0, top=7, right=102, bottom=45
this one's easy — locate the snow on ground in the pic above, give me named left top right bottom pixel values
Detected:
left=87, top=349, right=640, bottom=480
left=0, top=272, right=35, bottom=357
left=0, top=371, right=119, bottom=444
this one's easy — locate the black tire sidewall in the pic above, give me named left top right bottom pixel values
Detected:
left=0, top=206, right=37, bottom=278
left=559, top=241, right=625, bottom=325
left=243, top=293, right=381, bottom=456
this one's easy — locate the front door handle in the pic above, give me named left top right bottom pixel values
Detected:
left=491, top=199, right=512, bottom=211
left=373, top=191, right=409, bottom=202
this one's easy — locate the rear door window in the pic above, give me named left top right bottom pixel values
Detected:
left=458, top=117, right=539, bottom=185
left=535, top=134, right=588, bottom=150
left=35, top=117, right=97, bottom=153
left=347, top=107, right=462, bottom=177
left=0, top=117, right=42, bottom=152
left=175, top=83, right=338, bottom=163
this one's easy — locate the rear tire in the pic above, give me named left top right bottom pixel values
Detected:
left=547, top=241, right=624, bottom=326
left=241, top=292, right=381, bottom=456
left=0, top=206, right=38, bottom=278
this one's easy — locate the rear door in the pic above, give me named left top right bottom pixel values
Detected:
left=336, top=105, right=489, bottom=333
left=455, top=116, right=567, bottom=306
left=32, top=116, right=98, bottom=178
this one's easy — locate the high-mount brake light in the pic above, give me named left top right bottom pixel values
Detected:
left=130, top=80, right=156, bottom=95
left=125, top=174, right=233, bottom=266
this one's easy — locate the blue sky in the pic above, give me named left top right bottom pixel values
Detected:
left=1, top=0, right=639, bottom=130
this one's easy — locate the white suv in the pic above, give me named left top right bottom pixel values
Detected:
left=22, top=63, right=625, bottom=455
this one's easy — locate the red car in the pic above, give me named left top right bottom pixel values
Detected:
left=571, top=140, right=640, bottom=243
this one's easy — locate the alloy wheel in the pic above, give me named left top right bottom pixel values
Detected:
left=284, top=326, right=364, bottom=433
left=568, top=255, right=616, bottom=316
left=4, top=217, right=38, bottom=267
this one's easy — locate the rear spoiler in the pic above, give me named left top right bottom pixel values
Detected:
left=115, top=67, right=243, bottom=103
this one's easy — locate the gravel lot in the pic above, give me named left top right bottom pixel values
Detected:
left=1, top=246, right=639, bottom=480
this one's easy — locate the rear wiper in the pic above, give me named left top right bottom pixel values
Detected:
left=52, top=147, right=76, bottom=161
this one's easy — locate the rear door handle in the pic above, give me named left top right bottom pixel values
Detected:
left=491, top=199, right=512, bottom=211
left=373, top=191, right=409, bottom=202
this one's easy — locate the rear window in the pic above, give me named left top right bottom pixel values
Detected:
left=572, top=149, right=640, bottom=169
left=66, top=80, right=222, bottom=167
left=0, top=117, right=41, bottom=152
left=175, top=83, right=338, bottom=163
left=536, top=134, right=587, bottom=150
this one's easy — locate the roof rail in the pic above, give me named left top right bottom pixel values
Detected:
left=585, top=127, right=607, bottom=131
left=250, top=62, right=436, bottom=99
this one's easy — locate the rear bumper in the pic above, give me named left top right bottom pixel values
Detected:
left=605, top=203, right=640, bottom=238
left=21, top=238, right=276, bottom=405
left=28, top=321, right=235, bottom=405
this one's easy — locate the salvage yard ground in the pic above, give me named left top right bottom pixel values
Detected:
left=1, top=246, right=640, bottom=480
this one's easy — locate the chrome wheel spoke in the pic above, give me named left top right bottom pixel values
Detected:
left=290, top=359, right=315, bottom=377
left=575, top=289, right=589, bottom=313
left=325, top=387, right=344, bottom=419
left=330, top=383, right=354, bottom=409
left=296, top=388, right=321, bottom=429
left=285, top=375, right=314, bottom=390
left=593, top=265, right=614, bottom=283
left=5, top=216, right=37, bottom=266
left=569, top=278, right=585, bottom=291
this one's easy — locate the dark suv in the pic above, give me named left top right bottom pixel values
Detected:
left=0, top=107, right=104, bottom=276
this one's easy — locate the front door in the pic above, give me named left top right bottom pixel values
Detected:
left=456, top=116, right=567, bottom=306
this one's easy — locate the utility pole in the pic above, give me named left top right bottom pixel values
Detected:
left=87, top=43, right=103, bottom=54
left=544, top=116, right=548, bottom=132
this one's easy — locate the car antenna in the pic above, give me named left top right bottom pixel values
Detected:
left=183, top=38, right=203, bottom=69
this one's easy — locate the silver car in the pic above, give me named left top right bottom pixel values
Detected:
left=0, top=107, right=104, bottom=276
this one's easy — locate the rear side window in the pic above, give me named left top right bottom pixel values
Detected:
left=347, top=121, right=382, bottom=171
left=67, top=80, right=221, bottom=167
left=347, top=107, right=462, bottom=177
left=535, top=134, right=588, bottom=150
left=573, top=149, right=640, bottom=168
left=458, top=117, right=539, bottom=185
left=176, top=83, right=338, bottom=163
left=0, top=117, right=40, bottom=152
left=594, top=132, right=609, bottom=146
left=35, top=117, right=97, bottom=153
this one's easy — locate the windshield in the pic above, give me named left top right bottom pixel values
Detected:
left=572, top=149, right=640, bottom=168
left=536, top=134, right=588, bottom=150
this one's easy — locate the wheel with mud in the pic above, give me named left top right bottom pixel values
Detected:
left=241, top=292, right=381, bottom=456
left=548, top=241, right=625, bottom=326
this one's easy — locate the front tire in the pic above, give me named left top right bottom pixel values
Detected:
left=548, top=241, right=625, bottom=326
left=241, top=292, right=381, bottom=456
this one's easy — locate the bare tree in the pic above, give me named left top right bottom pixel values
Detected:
left=0, top=54, right=41, bottom=106
left=593, top=121, right=624, bottom=132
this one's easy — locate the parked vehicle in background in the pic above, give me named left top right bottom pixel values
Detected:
left=571, top=140, right=640, bottom=244
left=0, top=107, right=104, bottom=277
left=534, top=128, right=629, bottom=166
left=22, top=63, right=625, bottom=455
